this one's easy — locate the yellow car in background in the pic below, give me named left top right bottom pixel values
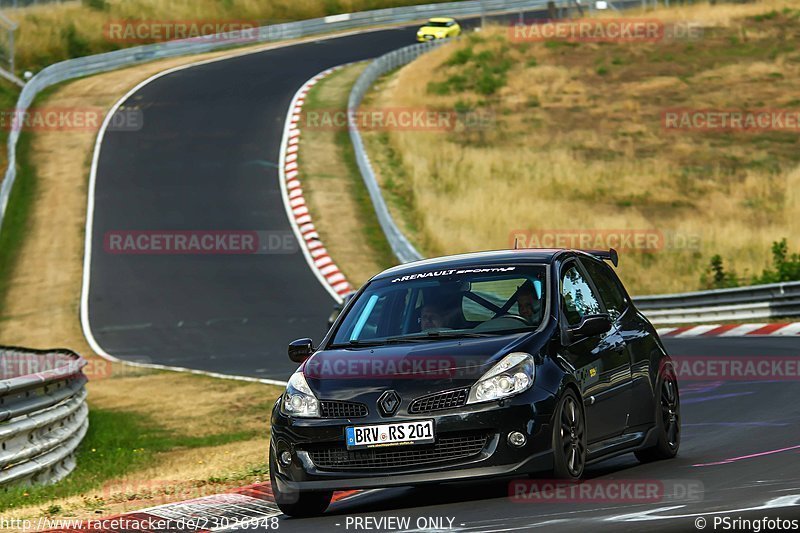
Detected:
left=416, top=17, right=462, bottom=42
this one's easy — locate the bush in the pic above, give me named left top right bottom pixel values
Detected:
left=447, top=47, right=474, bottom=66
left=81, top=0, right=109, bottom=10
left=752, top=238, right=800, bottom=283
left=700, top=254, right=739, bottom=289
left=700, top=239, right=800, bottom=289
left=62, top=24, right=90, bottom=58
left=426, top=43, right=511, bottom=96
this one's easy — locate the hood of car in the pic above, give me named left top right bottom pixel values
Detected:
left=302, top=334, right=533, bottom=402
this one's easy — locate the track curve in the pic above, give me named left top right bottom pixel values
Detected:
left=84, top=12, right=543, bottom=381
left=85, top=28, right=422, bottom=380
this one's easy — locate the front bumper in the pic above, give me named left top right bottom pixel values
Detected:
left=270, top=389, right=557, bottom=492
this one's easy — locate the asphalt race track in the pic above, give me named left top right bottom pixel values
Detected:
left=85, top=13, right=800, bottom=532
left=86, top=15, right=536, bottom=381
left=237, top=337, right=800, bottom=532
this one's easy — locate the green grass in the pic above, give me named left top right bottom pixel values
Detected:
left=0, top=132, right=34, bottom=319
left=427, top=44, right=512, bottom=96
left=334, top=128, right=396, bottom=269
left=0, top=408, right=257, bottom=511
left=303, top=67, right=395, bottom=272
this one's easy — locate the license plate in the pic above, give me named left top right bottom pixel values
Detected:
left=345, top=420, right=435, bottom=450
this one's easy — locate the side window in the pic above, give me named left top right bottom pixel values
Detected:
left=560, top=264, right=602, bottom=326
left=581, top=259, right=628, bottom=321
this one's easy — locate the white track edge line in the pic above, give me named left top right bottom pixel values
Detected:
left=81, top=27, right=397, bottom=385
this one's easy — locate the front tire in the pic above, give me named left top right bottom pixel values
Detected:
left=635, top=365, right=680, bottom=463
left=269, top=449, right=332, bottom=517
left=552, top=389, right=586, bottom=479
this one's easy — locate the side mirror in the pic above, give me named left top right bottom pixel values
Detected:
left=288, top=338, right=314, bottom=363
left=567, top=314, right=612, bottom=341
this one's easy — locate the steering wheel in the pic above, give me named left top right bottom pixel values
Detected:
left=499, top=313, right=530, bottom=325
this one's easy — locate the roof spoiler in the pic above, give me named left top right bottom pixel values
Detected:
left=584, top=248, right=619, bottom=267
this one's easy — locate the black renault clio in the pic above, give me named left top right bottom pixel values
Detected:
left=270, top=249, right=680, bottom=517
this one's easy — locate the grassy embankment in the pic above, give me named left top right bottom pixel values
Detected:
left=359, top=1, right=800, bottom=294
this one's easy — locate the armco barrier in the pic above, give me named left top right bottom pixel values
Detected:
left=347, top=40, right=448, bottom=264
left=0, top=0, right=556, bottom=234
left=634, top=281, right=800, bottom=325
left=0, top=346, right=88, bottom=486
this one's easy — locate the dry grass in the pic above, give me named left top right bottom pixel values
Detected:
left=8, top=0, right=452, bottom=73
left=362, top=0, right=800, bottom=294
left=299, top=63, right=396, bottom=286
left=0, top=45, right=295, bottom=522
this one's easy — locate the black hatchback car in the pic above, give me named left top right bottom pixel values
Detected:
left=270, top=249, right=680, bottom=517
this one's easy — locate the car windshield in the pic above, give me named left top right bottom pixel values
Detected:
left=330, top=265, right=547, bottom=347
left=425, top=20, right=450, bottom=27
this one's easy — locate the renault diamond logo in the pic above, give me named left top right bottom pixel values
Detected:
left=378, top=390, right=401, bottom=416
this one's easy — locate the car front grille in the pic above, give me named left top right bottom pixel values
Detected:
left=306, top=432, right=488, bottom=470
left=408, top=388, right=469, bottom=414
left=319, top=400, right=368, bottom=419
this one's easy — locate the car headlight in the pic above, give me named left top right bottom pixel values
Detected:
left=467, top=352, right=535, bottom=404
left=281, top=371, right=319, bottom=417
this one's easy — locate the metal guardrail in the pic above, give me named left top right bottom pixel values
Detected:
left=0, top=346, right=88, bottom=486
left=347, top=40, right=448, bottom=264
left=634, top=281, right=800, bottom=324
left=0, top=0, right=567, bottom=234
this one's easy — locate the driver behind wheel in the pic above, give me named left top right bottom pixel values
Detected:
left=516, top=280, right=541, bottom=324
left=420, top=303, right=448, bottom=330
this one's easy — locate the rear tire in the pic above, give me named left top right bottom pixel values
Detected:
left=551, top=389, right=586, bottom=479
left=270, top=449, right=333, bottom=517
left=635, top=365, right=680, bottom=463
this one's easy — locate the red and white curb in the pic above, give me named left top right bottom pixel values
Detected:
left=279, top=66, right=353, bottom=303
left=658, top=322, right=800, bottom=338
left=48, top=483, right=358, bottom=531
